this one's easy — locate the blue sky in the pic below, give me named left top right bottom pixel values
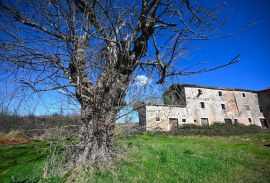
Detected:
left=1, top=0, right=269, bottom=116
left=123, top=0, right=270, bottom=123
left=178, top=0, right=270, bottom=90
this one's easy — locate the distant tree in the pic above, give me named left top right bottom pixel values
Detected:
left=163, top=84, right=184, bottom=105
left=0, top=0, right=240, bottom=167
left=133, top=99, right=148, bottom=111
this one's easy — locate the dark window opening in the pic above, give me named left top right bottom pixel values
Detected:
left=259, top=106, right=263, bottom=113
left=260, top=118, right=269, bottom=128
left=156, top=117, right=160, bottom=121
left=248, top=118, right=252, bottom=123
left=218, top=91, right=222, bottom=96
left=201, top=118, right=209, bottom=126
left=245, top=105, right=250, bottom=111
left=242, top=93, right=246, bottom=97
left=169, top=118, right=178, bottom=128
left=182, top=119, right=186, bottom=122
left=224, top=118, right=232, bottom=125
left=198, top=89, right=203, bottom=95
left=200, top=102, right=205, bottom=108
left=221, top=104, right=226, bottom=110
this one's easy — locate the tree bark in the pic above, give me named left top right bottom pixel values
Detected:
left=70, top=53, right=131, bottom=166
left=71, top=87, right=126, bottom=167
left=72, top=112, right=116, bottom=166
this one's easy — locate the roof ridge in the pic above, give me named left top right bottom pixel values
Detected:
left=178, top=84, right=266, bottom=93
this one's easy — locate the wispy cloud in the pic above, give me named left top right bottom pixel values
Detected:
left=134, top=75, right=152, bottom=86
left=57, top=89, right=68, bottom=94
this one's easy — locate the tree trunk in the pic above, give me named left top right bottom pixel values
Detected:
left=70, top=70, right=130, bottom=167
left=68, top=38, right=132, bottom=167
left=71, top=111, right=116, bottom=167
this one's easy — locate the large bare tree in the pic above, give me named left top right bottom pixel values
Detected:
left=0, top=0, right=240, bottom=166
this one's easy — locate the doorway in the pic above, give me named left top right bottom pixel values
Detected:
left=201, top=118, right=209, bottom=126
left=224, top=118, right=233, bottom=125
left=260, top=118, right=269, bottom=128
left=169, top=118, right=179, bottom=129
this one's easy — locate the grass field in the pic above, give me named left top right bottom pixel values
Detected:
left=0, top=132, right=270, bottom=183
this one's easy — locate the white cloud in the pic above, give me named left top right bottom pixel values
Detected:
left=134, top=75, right=152, bottom=86
left=57, top=89, right=68, bottom=94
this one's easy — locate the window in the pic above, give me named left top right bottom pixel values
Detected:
left=169, top=118, right=178, bottom=128
left=224, top=118, right=232, bottom=125
left=221, top=104, right=226, bottom=110
left=198, top=89, right=203, bottom=94
left=201, top=118, right=209, bottom=126
left=259, top=106, right=263, bottom=113
left=248, top=118, right=252, bottom=123
left=182, top=119, right=186, bottom=122
left=242, top=93, right=246, bottom=97
left=218, top=91, right=222, bottom=96
left=260, top=118, right=269, bottom=128
left=156, top=117, right=160, bottom=121
left=200, top=102, right=205, bottom=108
left=245, top=105, right=250, bottom=111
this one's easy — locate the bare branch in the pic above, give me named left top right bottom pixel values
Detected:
left=0, top=1, right=68, bottom=40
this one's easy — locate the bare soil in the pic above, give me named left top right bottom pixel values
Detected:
left=0, top=133, right=33, bottom=144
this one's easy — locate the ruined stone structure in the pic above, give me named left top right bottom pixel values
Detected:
left=257, top=88, right=270, bottom=128
left=138, top=84, right=270, bottom=131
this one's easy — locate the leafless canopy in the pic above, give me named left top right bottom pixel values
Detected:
left=0, top=0, right=239, bottom=91
left=0, top=0, right=240, bottom=167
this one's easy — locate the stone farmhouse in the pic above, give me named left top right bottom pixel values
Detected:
left=138, top=84, right=270, bottom=131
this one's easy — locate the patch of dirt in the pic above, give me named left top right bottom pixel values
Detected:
left=0, top=133, right=33, bottom=144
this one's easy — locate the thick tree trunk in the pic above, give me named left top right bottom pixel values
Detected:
left=72, top=113, right=116, bottom=166
left=70, top=71, right=130, bottom=167
left=68, top=38, right=132, bottom=167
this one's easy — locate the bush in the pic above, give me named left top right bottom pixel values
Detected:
left=0, top=114, right=80, bottom=138
left=0, top=114, right=80, bottom=144
left=167, top=123, right=267, bottom=136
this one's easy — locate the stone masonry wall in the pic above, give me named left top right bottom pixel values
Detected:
left=142, top=86, right=264, bottom=131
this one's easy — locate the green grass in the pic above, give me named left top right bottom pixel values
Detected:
left=0, top=142, right=48, bottom=183
left=0, top=133, right=270, bottom=183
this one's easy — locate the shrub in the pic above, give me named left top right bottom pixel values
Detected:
left=167, top=123, right=267, bottom=136
left=0, top=114, right=80, bottom=138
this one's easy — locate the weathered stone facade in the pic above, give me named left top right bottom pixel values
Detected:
left=258, top=88, right=270, bottom=128
left=139, top=84, right=269, bottom=131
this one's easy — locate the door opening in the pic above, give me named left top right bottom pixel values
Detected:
left=260, top=118, right=269, bottom=128
left=224, top=118, right=233, bottom=125
left=169, top=118, right=178, bottom=129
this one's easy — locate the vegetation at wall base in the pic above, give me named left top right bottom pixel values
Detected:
left=167, top=122, right=266, bottom=136
left=0, top=131, right=270, bottom=183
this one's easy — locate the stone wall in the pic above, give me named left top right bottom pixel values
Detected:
left=258, top=89, right=270, bottom=125
left=184, top=86, right=263, bottom=126
left=144, top=105, right=189, bottom=131
left=141, top=86, right=265, bottom=131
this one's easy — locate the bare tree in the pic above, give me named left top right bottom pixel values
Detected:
left=0, top=0, right=240, bottom=167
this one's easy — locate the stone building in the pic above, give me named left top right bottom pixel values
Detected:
left=257, top=88, right=270, bottom=128
left=138, top=84, right=269, bottom=131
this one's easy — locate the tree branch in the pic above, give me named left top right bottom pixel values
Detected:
left=0, top=1, right=68, bottom=40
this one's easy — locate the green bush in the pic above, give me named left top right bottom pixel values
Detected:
left=167, top=123, right=266, bottom=136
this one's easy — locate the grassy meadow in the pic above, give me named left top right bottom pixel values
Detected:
left=0, top=132, right=270, bottom=183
